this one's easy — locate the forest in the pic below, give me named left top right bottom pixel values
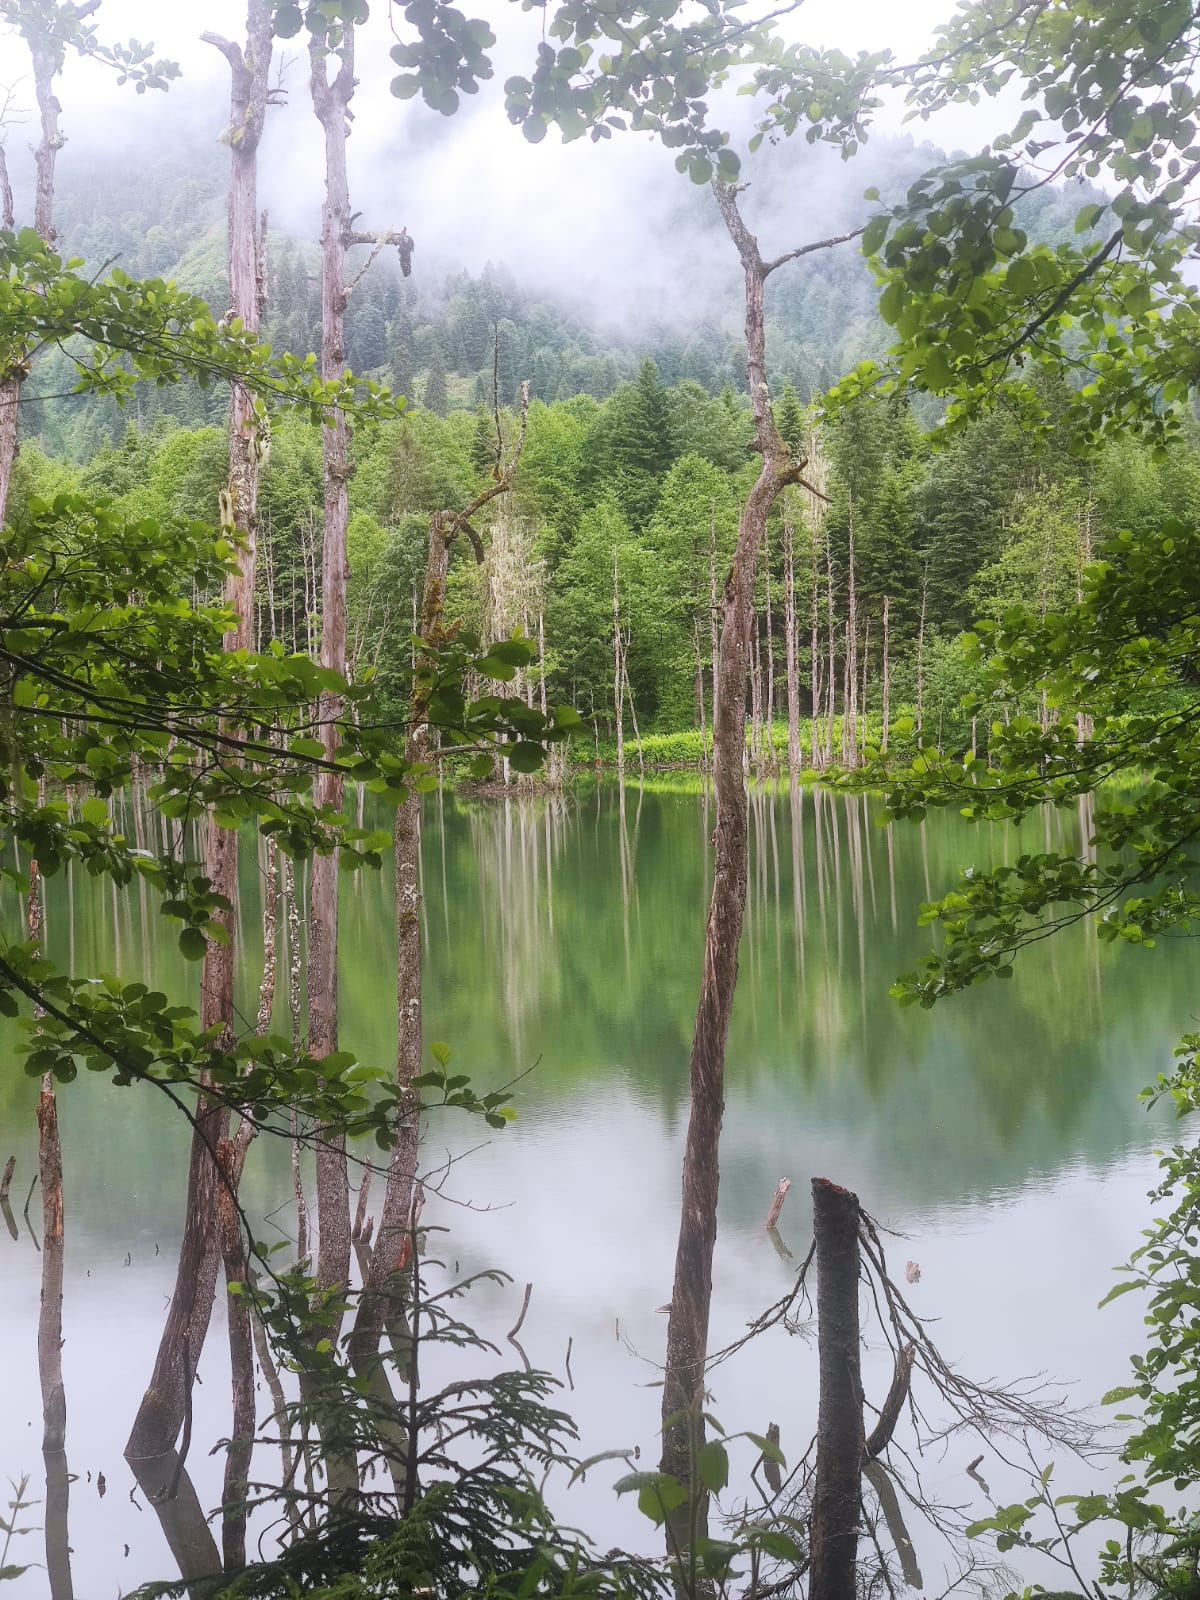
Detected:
left=4, top=2, right=1200, bottom=1599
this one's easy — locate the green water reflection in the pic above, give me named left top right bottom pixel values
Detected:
left=0, top=783, right=1185, bottom=1234
left=0, top=782, right=1189, bottom=1595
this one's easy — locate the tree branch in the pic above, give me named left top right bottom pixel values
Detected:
left=765, top=224, right=866, bottom=276
left=200, top=32, right=244, bottom=75
left=986, top=226, right=1124, bottom=368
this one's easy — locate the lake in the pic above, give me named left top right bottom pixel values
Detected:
left=0, top=780, right=1187, bottom=1597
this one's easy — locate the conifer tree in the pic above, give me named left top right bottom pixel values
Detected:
left=423, top=356, right=449, bottom=417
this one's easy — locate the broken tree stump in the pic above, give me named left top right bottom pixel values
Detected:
left=810, top=1177, right=863, bottom=1600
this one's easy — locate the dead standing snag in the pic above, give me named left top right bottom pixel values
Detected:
left=660, top=179, right=862, bottom=1540
left=810, top=1178, right=863, bottom=1600
left=128, top=0, right=276, bottom=1462
left=348, top=380, right=531, bottom=1380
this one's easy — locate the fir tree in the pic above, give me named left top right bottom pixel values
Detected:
left=775, top=382, right=805, bottom=455
left=423, top=357, right=450, bottom=417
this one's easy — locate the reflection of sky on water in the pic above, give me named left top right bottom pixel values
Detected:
left=0, top=786, right=1186, bottom=1594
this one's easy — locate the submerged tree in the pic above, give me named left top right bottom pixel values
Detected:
left=128, top=0, right=278, bottom=1468
left=660, top=182, right=862, bottom=1539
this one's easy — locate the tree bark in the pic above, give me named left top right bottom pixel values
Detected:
left=308, top=18, right=356, bottom=1315
left=348, top=393, right=529, bottom=1384
left=26, top=849, right=66, bottom=1458
left=217, top=1139, right=255, bottom=1573
left=661, top=183, right=857, bottom=1531
left=810, top=1176, right=863, bottom=1600
left=1, top=9, right=92, bottom=530
left=128, top=3, right=274, bottom=1461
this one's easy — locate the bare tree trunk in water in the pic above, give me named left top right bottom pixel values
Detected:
left=307, top=24, right=357, bottom=1339
left=37, top=1078, right=65, bottom=1450
left=27, top=853, right=66, bottom=1457
left=43, top=1446, right=73, bottom=1600
left=661, top=182, right=861, bottom=1548
left=348, top=391, right=529, bottom=1380
left=128, top=3, right=273, bottom=1460
left=12, top=39, right=76, bottom=1466
left=810, top=1177, right=863, bottom=1600
left=783, top=504, right=801, bottom=784
left=217, top=1141, right=255, bottom=1573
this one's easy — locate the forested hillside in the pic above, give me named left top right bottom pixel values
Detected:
left=12, top=139, right=1195, bottom=759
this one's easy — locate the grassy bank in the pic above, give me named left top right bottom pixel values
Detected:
left=568, top=715, right=890, bottom=771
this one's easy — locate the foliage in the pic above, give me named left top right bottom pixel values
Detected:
left=130, top=1246, right=668, bottom=1600
left=835, top=0, right=1200, bottom=453
left=0, top=230, right=402, bottom=427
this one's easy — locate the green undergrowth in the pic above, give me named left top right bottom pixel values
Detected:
left=569, top=714, right=889, bottom=771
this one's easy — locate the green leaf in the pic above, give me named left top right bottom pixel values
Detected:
left=506, top=742, right=545, bottom=774
left=179, top=927, right=207, bottom=961
left=1098, top=1279, right=1143, bottom=1307
left=698, top=1440, right=729, bottom=1493
left=755, top=1529, right=804, bottom=1562
left=747, top=1432, right=787, bottom=1467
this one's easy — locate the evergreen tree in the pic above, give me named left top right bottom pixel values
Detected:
left=775, top=382, right=805, bottom=456
left=423, top=357, right=450, bottom=417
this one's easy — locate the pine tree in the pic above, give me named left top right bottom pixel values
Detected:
left=775, top=382, right=805, bottom=455
left=423, top=357, right=450, bottom=417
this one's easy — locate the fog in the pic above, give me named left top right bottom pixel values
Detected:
left=1, top=0, right=1017, bottom=325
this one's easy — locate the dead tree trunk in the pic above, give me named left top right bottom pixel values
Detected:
left=810, top=1177, right=863, bottom=1600
left=27, top=849, right=66, bottom=1455
left=660, top=182, right=860, bottom=1535
left=308, top=39, right=414, bottom=1330
left=348, top=390, right=529, bottom=1378
left=128, top=3, right=274, bottom=1460
left=0, top=5, right=96, bottom=520
left=308, top=24, right=354, bottom=1302
left=216, top=1140, right=255, bottom=1573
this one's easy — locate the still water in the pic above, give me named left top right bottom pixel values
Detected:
left=0, top=781, right=1190, bottom=1597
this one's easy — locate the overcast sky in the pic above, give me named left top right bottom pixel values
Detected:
left=2, top=1, right=1019, bottom=320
